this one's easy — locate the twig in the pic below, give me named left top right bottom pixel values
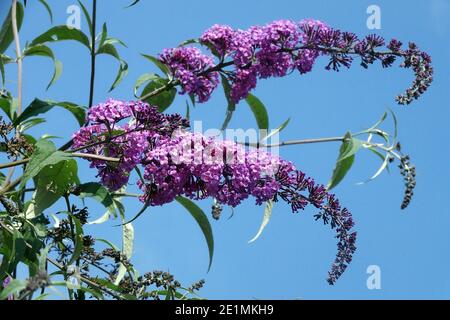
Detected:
left=0, top=153, right=120, bottom=170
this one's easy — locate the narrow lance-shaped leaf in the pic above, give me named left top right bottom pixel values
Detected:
left=38, top=0, right=53, bottom=23
left=23, top=44, right=62, bottom=89
left=14, top=98, right=86, bottom=127
left=0, top=2, right=24, bottom=54
left=220, top=75, right=236, bottom=131
left=248, top=200, right=274, bottom=243
left=261, top=117, right=291, bottom=143
left=30, top=26, right=91, bottom=50
left=245, top=93, right=269, bottom=140
left=176, top=196, right=214, bottom=272
left=77, top=0, right=92, bottom=36
left=141, top=54, right=170, bottom=76
left=67, top=214, right=83, bottom=265
left=78, top=182, right=118, bottom=219
left=97, top=42, right=129, bottom=91
left=327, top=132, right=360, bottom=190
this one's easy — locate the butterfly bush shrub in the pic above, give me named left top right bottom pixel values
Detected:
left=0, top=0, right=432, bottom=300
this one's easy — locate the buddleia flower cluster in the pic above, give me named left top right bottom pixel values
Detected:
left=73, top=99, right=356, bottom=284
left=157, top=19, right=432, bottom=105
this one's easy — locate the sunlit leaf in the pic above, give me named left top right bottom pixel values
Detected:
left=248, top=200, right=274, bottom=243
left=141, top=77, right=176, bottom=112
left=34, top=159, right=79, bottom=215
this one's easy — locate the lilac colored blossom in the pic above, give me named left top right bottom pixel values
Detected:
left=74, top=98, right=356, bottom=284
left=137, top=130, right=356, bottom=283
left=229, top=67, right=258, bottom=103
left=162, top=19, right=433, bottom=104
left=72, top=99, right=188, bottom=191
left=200, top=24, right=235, bottom=56
left=159, top=47, right=219, bottom=103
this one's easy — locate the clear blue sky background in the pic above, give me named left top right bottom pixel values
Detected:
left=1, top=0, right=449, bottom=299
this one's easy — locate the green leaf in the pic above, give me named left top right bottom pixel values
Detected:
left=141, top=77, right=176, bottom=112
left=23, top=44, right=62, bottom=89
left=30, top=26, right=90, bottom=50
left=77, top=0, right=92, bottom=36
left=0, top=54, right=13, bottom=85
left=327, top=132, right=361, bottom=190
left=245, top=93, right=269, bottom=138
left=220, top=75, right=236, bottom=130
left=38, top=0, right=53, bottom=23
left=20, top=118, right=46, bottom=132
left=141, top=54, right=170, bottom=76
left=109, top=60, right=128, bottom=92
left=357, top=151, right=391, bottom=184
left=21, top=140, right=71, bottom=189
left=0, top=279, right=26, bottom=300
left=33, top=159, right=78, bottom=215
left=14, top=98, right=86, bottom=127
left=388, top=108, right=398, bottom=141
left=328, top=146, right=355, bottom=190
left=261, top=117, right=291, bottom=143
left=78, top=182, right=117, bottom=218
left=176, top=196, right=214, bottom=272
left=0, top=2, right=24, bottom=54
left=67, top=214, right=83, bottom=265
left=0, top=96, right=15, bottom=121
left=98, top=23, right=108, bottom=48
left=97, top=43, right=128, bottom=91
left=133, top=73, right=159, bottom=98
left=336, top=132, right=363, bottom=162
left=114, top=221, right=134, bottom=285
left=248, top=200, right=274, bottom=243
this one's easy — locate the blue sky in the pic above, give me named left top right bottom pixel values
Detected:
left=1, top=0, right=449, bottom=299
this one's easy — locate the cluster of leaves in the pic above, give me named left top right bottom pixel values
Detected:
left=0, top=0, right=419, bottom=300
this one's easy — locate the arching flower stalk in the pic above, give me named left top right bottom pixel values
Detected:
left=153, top=19, right=432, bottom=105
left=73, top=99, right=356, bottom=284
